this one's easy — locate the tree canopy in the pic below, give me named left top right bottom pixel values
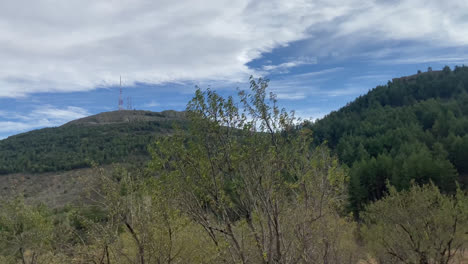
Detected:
left=309, top=66, right=468, bottom=213
left=0, top=113, right=187, bottom=174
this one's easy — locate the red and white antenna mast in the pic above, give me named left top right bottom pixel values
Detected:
left=118, top=76, right=124, bottom=110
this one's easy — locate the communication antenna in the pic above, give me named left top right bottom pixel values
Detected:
left=118, top=76, right=124, bottom=110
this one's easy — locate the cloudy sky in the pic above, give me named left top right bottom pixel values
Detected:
left=1, top=0, right=468, bottom=139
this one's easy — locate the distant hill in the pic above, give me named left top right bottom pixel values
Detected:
left=64, top=109, right=185, bottom=126
left=0, top=110, right=187, bottom=174
left=309, top=66, right=468, bottom=213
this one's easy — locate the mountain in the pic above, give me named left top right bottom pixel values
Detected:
left=2, top=67, right=468, bottom=214
left=309, top=66, right=468, bottom=213
left=0, top=110, right=187, bottom=174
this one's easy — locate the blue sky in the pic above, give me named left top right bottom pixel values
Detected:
left=1, top=0, right=468, bottom=139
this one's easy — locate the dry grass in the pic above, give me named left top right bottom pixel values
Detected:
left=0, top=166, right=105, bottom=207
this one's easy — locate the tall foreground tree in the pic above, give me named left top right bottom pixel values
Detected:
left=150, top=77, right=358, bottom=263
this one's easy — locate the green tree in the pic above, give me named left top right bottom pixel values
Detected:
left=150, top=77, right=358, bottom=263
left=310, top=66, right=468, bottom=213
left=81, top=166, right=216, bottom=264
left=362, top=183, right=468, bottom=264
left=0, top=198, right=54, bottom=264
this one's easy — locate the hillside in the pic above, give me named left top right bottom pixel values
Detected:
left=309, top=66, right=468, bottom=213
left=0, top=110, right=187, bottom=174
left=2, top=68, right=468, bottom=215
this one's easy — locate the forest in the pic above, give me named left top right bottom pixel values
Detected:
left=0, top=114, right=188, bottom=174
left=0, top=72, right=467, bottom=263
left=310, top=66, right=468, bottom=214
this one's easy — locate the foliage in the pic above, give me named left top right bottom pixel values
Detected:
left=75, top=166, right=218, bottom=264
left=150, top=77, right=359, bottom=263
left=0, top=114, right=187, bottom=174
left=362, top=183, right=468, bottom=264
left=2, top=73, right=468, bottom=263
left=309, top=66, right=468, bottom=214
left=0, top=78, right=360, bottom=263
left=0, top=198, right=54, bottom=264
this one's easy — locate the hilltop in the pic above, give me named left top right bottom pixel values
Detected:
left=0, top=110, right=187, bottom=174
left=64, top=109, right=185, bottom=126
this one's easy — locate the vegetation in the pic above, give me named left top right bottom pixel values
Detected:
left=0, top=198, right=54, bottom=264
left=0, top=71, right=467, bottom=263
left=150, top=78, right=357, bottom=263
left=2, top=177, right=465, bottom=263
left=0, top=112, right=187, bottom=174
left=0, top=78, right=362, bottom=263
left=362, top=183, right=468, bottom=264
left=309, top=66, right=468, bottom=214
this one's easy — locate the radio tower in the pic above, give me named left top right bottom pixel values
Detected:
left=118, top=76, right=124, bottom=110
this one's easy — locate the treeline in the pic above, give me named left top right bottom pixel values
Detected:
left=0, top=118, right=188, bottom=174
left=310, top=66, right=468, bottom=213
left=0, top=80, right=467, bottom=264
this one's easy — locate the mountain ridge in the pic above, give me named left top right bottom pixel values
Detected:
left=62, top=109, right=185, bottom=126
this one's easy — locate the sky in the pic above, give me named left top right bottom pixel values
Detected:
left=1, top=0, right=468, bottom=139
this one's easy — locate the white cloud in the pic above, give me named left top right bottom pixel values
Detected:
left=266, top=67, right=343, bottom=100
left=143, top=100, right=160, bottom=108
left=325, top=86, right=366, bottom=97
left=276, top=92, right=306, bottom=100
left=0, top=105, right=90, bottom=134
left=263, top=57, right=317, bottom=72
left=350, top=74, right=392, bottom=81
left=0, top=0, right=341, bottom=98
left=380, top=56, right=468, bottom=65
left=0, top=0, right=467, bottom=98
left=0, top=121, right=48, bottom=134
left=32, top=106, right=90, bottom=121
left=336, top=1, right=468, bottom=45
left=302, top=1, right=468, bottom=61
left=294, top=108, right=328, bottom=121
left=293, top=67, right=344, bottom=78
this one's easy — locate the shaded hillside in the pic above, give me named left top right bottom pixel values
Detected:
left=0, top=110, right=187, bottom=174
left=310, top=66, right=468, bottom=213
